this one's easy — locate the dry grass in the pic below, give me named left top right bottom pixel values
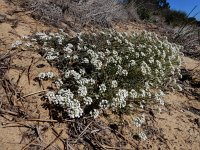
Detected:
left=19, top=0, right=139, bottom=28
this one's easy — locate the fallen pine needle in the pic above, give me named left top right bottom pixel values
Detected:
left=26, top=118, right=58, bottom=123
left=17, top=90, right=47, bottom=100
left=43, top=130, right=63, bottom=150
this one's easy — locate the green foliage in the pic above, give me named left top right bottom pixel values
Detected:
left=133, top=0, right=200, bottom=27
left=157, top=0, right=170, bottom=9
left=13, top=30, right=183, bottom=119
left=137, top=7, right=152, bottom=20
left=163, top=10, right=188, bottom=26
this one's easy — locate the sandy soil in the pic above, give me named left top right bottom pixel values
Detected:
left=0, top=0, right=199, bottom=149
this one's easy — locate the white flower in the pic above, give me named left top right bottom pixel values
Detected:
left=64, top=70, right=81, bottom=80
left=141, top=61, right=151, bottom=75
left=122, top=69, right=128, bottom=76
left=116, top=56, right=122, bottom=63
left=11, top=40, right=22, bottom=48
left=116, top=65, right=122, bottom=75
left=100, top=31, right=105, bottom=35
left=138, top=132, right=147, bottom=141
left=79, top=68, right=86, bottom=75
left=146, top=92, right=152, bottom=97
left=78, top=86, right=87, bottom=96
left=77, top=45, right=81, bottom=50
left=111, top=89, right=129, bottom=109
left=89, top=78, right=96, bottom=85
left=98, top=52, right=105, bottom=59
left=176, top=84, right=182, bottom=91
left=83, top=45, right=88, bottom=50
left=140, top=102, right=144, bottom=109
left=159, top=99, right=165, bottom=105
left=117, top=89, right=128, bottom=100
left=87, top=49, right=98, bottom=58
left=107, top=56, right=116, bottom=64
left=31, top=38, right=37, bottom=41
left=135, top=52, right=140, bottom=58
left=73, top=55, right=78, bottom=60
left=158, top=90, right=165, bottom=96
left=77, top=78, right=89, bottom=85
left=113, top=50, right=118, bottom=56
left=156, top=60, right=162, bottom=69
left=92, top=33, right=97, bottom=36
left=84, top=97, right=93, bottom=105
left=106, top=40, right=111, bottom=45
left=91, top=59, right=102, bottom=70
left=67, top=43, right=73, bottom=48
left=65, top=71, right=70, bottom=78
left=125, top=39, right=129, bottom=44
left=99, top=100, right=109, bottom=109
left=99, top=84, right=106, bottom=93
left=90, top=109, right=99, bottom=118
left=46, top=91, right=56, bottom=102
left=112, top=97, right=126, bottom=109
left=117, top=38, right=122, bottom=44
left=38, top=72, right=46, bottom=79
left=130, top=60, right=136, bottom=66
left=46, top=72, right=54, bottom=79
left=139, top=89, right=146, bottom=97
left=46, top=55, right=58, bottom=61
left=25, top=42, right=32, bottom=47
left=111, top=80, right=118, bottom=88
left=132, top=114, right=145, bottom=127
left=130, top=89, right=137, bottom=99
left=154, top=92, right=165, bottom=105
left=68, top=107, right=83, bottom=118
left=91, top=45, right=96, bottom=48
left=58, top=89, right=74, bottom=100
left=117, top=32, right=123, bottom=37
left=71, top=70, right=81, bottom=80
left=95, top=94, right=100, bottom=99
left=63, top=47, right=73, bottom=53
left=82, top=58, right=89, bottom=63
left=105, top=49, right=111, bottom=55
left=38, top=72, right=54, bottom=80
left=145, top=82, right=150, bottom=90
left=22, top=35, right=29, bottom=39
left=149, top=57, right=154, bottom=64
left=54, top=79, right=63, bottom=88
left=140, top=52, right=146, bottom=57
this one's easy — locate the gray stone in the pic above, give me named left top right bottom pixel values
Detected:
left=0, top=12, right=6, bottom=22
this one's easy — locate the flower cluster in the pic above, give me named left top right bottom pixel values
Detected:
left=19, top=29, right=182, bottom=119
left=11, top=40, right=22, bottom=48
left=138, top=132, right=147, bottom=141
left=38, top=72, right=54, bottom=80
left=132, top=114, right=147, bottom=141
left=132, top=114, right=145, bottom=127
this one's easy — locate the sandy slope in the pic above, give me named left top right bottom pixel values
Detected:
left=0, top=0, right=199, bottom=149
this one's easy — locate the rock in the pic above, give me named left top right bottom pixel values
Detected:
left=0, top=12, right=6, bottom=23
left=0, top=12, right=17, bottom=23
left=6, top=15, right=17, bottom=21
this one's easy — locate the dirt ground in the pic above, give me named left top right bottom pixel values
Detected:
left=0, top=0, right=200, bottom=150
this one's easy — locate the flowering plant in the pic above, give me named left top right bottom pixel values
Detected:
left=17, top=29, right=183, bottom=119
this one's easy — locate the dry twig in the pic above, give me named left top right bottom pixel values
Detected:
left=74, top=121, right=93, bottom=143
left=43, top=130, right=63, bottom=150
left=17, top=90, right=47, bottom=100
left=26, top=118, right=58, bottom=123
